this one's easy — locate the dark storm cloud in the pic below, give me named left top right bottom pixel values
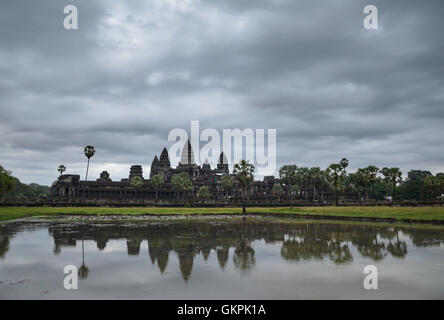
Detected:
left=0, top=0, right=443, bottom=184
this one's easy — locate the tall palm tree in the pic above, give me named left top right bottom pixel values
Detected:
left=233, top=160, right=255, bottom=214
left=221, top=174, right=234, bottom=198
left=381, top=167, right=402, bottom=197
left=309, top=167, right=322, bottom=201
left=58, top=165, right=66, bottom=176
left=296, top=167, right=310, bottom=201
left=171, top=172, right=191, bottom=203
left=355, top=168, right=369, bottom=199
left=365, top=165, right=380, bottom=198
left=326, top=158, right=349, bottom=206
left=84, top=146, right=95, bottom=181
left=279, top=165, right=297, bottom=199
left=151, top=174, right=164, bottom=204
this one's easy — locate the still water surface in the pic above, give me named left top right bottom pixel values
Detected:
left=1, top=217, right=444, bottom=299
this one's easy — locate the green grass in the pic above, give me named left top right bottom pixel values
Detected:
left=1, top=206, right=444, bottom=222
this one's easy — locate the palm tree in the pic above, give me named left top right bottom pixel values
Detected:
left=365, top=165, right=380, bottom=198
left=326, top=158, right=349, bottom=205
left=309, top=167, right=322, bottom=201
left=272, top=183, right=283, bottom=201
left=171, top=174, right=182, bottom=202
left=279, top=165, right=297, bottom=199
left=296, top=167, right=310, bottom=200
left=151, top=174, right=164, bottom=204
left=58, top=165, right=66, bottom=176
left=130, top=176, right=144, bottom=198
left=0, top=165, right=15, bottom=197
left=233, top=160, right=255, bottom=214
left=84, top=146, right=95, bottom=181
left=290, top=184, right=299, bottom=201
left=221, top=174, right=234, bottom=198
left=171, top=172, right=192, bottom=203
left=381, top=167, right=402, bottom=197
left=197, top=186, right=211, bottom=202
left=355, top=168, right=369, bottom=199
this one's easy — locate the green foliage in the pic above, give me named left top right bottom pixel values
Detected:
left=272, top=183, right=283, bottom=196
left=326, top=158, right=349, bottom=204
left=84, top=146, right=96, bottom=159
left=2, top=206, right=444, bottom=223
left=151, top=174, right=164, bottom=190
left=381, top=167, right=403, bottom=197
left=221, top=175, right=234, bottom=193
left=197, top=186, right=211, bottom=200
left=397, top=170, right=432, bottom=200
left=0, top=165, right=15, bottom=196
left=233, top=160, right=255, bottom=213
left=233, top=160, right=255, bottom=188
left=171, top=173, right=192, bottom=197
left=84, top=145, right=96, bottom=181
left=278, top=160, right=444, bottom=202
left=279, top=165, right=297, bottom=187
left=0, top=165, right=50, bottom=202
left=424, top=174, right=444, bottom=198
left=130, top=176, right=144, bottom=189
left=290, top=184, right=299, bottom=194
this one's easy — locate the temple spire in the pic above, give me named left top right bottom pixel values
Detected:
left=180, top=139, right=195, bottom=165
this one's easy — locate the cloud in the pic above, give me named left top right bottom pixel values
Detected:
left=0, top=0, right=443, bottom=184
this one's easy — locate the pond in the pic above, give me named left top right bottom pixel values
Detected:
left=1, top=216, right=444, bottom=299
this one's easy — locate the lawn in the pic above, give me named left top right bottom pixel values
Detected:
left=1, top=206, right=444, bottom=222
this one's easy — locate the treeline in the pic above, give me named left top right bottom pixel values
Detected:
left=277, top=159, right=444, bottom=203
left=0, top=165, right=51, bottom=202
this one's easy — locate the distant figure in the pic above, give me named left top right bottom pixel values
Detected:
left=385, top=196, right=393, bottom=206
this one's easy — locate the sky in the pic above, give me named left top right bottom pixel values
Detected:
left=0, top=0, right=443, bottom=185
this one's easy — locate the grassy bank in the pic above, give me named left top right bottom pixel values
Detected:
left=1, top=206, right=444, bottom=223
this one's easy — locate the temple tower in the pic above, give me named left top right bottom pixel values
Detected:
left=129, top=165, right=143, bottom=180
left=150, top=155, right=160, bottom=179
left=180, top=140, right=195, bottom=165
left=159, top=148, right=171, bottom=168
left=217, top=152, right=229, bottom=174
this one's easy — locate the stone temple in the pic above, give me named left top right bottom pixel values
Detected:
left=51, top=140, right=277, bottom=203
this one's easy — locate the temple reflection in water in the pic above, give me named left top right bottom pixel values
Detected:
left=1, top=219, right=444, bottom=282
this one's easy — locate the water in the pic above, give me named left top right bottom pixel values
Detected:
left=1, top=217, right=444, bottom=299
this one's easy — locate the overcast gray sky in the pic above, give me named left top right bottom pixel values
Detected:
left=1, top=0, right=443, bottom=185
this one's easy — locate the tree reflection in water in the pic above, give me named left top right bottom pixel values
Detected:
left=78, top=239, right=89, bottom=279
left=0, top=219, right=443, bottom=282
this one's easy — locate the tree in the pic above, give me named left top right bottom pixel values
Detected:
left=271, top=183, right=283, bottom=200
left=0, top=165, right=15, bottom=197
left=151, top=174, right=164, bottom=204
left=171, top=172, right=192, bottom=202
left=326, top=158, right=349, bottom=205
left=221, top=174, right=234, bottom=198
left=84, top=146, right=96, bottom=181
left=290, top=184, right=299, bottom=200
left=365, top=165, right=380, bottom=198
left=233, top=160, right=255, bottom=214
left=308, top=167, right=322, bottom=201
left=58, top=165, right=66, bottom=176
left=130, top=176, right=144, bottom=189
left=171, top=174, right=182, bottom=202
left=197, top=186, right=211, bottom=202
left=354, top=168, right=369, bottom=199
left=279, top=165, right=297, bottom=199
left=295, top=167, right=310, bottom=200
left=424, top=174, right=444, bottom=199
left=380, top=167, right=402, bottom=197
